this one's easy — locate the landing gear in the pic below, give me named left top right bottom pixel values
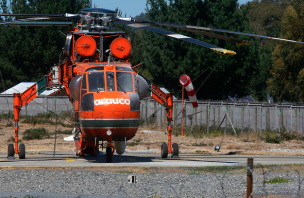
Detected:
left=161, top=143, right=168, bottom=158
left=7, top=144, right=14, bottom=158
left=106, top=146, right=113, bottom=163
left=172, top=143, right=179, bottom=156
left=19, top=143, right=25, bottom=159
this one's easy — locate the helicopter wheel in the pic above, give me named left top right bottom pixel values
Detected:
left=172, top=143, right=179, bottom=156
left=106, top=146, right=112, bottom=163
left=161, top=143, right=168, bottom=158
left=19, top=143, right=25, bottom=159
left=8, top=144, right=14, bottom=157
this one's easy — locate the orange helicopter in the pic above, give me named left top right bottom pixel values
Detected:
left=2, top=8, right=304, bottom=162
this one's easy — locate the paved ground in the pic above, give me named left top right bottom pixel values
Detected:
left=1, top=151, right=304, bottom=167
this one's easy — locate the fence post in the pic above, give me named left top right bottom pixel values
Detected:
left=207, top=103, right=210, bottom=134
left=195, top=107, right=197, bottom=126
left=145, top=99, right=148, bottom=127
left=295, top=108, right=298, bottom=133
left=290, top=106, right=292, bottom=132
left=206, top=104, right=209, bottom=134
left=241, top=104, right=244, bottom=135
left=260, top=104, right=262, bottom=135
left=225, top=101, right=228, bottom=136
left=267, top=108, right=270, bottom=130
left=255, top=107, right=257, bottom=132
left=247, top=158, right=253, bottom=198
left=174, top=103, right=177, bottom=128
left=184, top=103, right=187, bottom=127
left=201, top=106, right=203, bottom=126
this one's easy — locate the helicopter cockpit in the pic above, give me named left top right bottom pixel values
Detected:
left=82, top=66, right=136, bottom=95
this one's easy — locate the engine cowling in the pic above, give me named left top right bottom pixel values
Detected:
left=114, top=141, right=126, bottom=155
left=137, top=75, right=150, bottom=99
left=69, top=75, right=82, bottom=101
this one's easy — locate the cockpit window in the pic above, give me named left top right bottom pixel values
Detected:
left=116, top=72, right=133, bottom=92
left=116, top=66, right=133, bottom=72
left=106, top=72, right=115, bottom=91
left=88, top=72, right=105, bottom=92
left=86, top=66, right=104, bottom=72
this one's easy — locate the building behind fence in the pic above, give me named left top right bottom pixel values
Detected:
left=1, top=95, right=304, bottom=133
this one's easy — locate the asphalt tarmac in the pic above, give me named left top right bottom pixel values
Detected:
left=1, top=151, right=304, bottom=167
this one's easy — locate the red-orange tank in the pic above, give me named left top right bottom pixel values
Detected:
left=110, top=37, right=132, bottom=59
left=75, top=35, right=97, bottom=57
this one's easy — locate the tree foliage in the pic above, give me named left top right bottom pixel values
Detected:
left=267, top=0, right=304, bottom=102
left=0, top=0, right=90, bottom=92
left=131, top=0, right=264, bottom=100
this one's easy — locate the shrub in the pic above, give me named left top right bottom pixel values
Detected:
left=127, top=138, right=142, bottom=146
left=22, top=128, right=50, bottom=140
left=56, top=129, right=72, bottom=134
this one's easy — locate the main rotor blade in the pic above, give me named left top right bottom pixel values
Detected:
left=10, top=21, right=74, bottom=26
left=186, top=25, right=304, bottom=44
left=115, top=19, right=236, bottom=56
left=0, top=16, right=80, bottom=25
left=134, top=20, right=251, bottom=46
left=0, top=14, right=64, bottom=17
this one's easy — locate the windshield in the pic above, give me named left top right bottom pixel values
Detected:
left=117, top=72, right=133, bottom=92
left=88, top=72, right=105, bottom=92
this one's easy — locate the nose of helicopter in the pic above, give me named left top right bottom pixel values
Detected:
left=79, top=92, right=140, bottom=141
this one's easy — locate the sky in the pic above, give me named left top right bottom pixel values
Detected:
left=92, top=0, right=252, bottom=18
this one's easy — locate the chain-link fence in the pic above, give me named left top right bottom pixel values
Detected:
left=141, top=99, right=304, bottom=134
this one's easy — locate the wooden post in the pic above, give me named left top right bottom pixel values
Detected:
left=247, top=158, right=253, bottom=198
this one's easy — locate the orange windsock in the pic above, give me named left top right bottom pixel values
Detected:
left=179, top=74, right=198, bottom=108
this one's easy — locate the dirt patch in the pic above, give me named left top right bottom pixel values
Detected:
left=1, top=119, right=304, bottom=156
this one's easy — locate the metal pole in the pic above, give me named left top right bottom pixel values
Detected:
left=247, top=158, right=253, bottom=198
left=181, top=86, right=184, bottom=136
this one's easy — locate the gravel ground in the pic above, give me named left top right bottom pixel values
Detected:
left=0, top=169, right=303, bottom=198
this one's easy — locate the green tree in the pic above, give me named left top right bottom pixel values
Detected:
left=0, top=0, right=90, bottom=91
left=131, top=0, right=261, bottom=100
left=267, top=1, right=304, bottom=102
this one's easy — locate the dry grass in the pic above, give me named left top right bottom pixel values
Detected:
left=1, top=118, right=304, bottom=156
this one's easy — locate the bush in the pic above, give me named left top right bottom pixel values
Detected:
left=7, top=136, right=22, bottom=143
left=56, top=129, right=72, bottom=134
left=22, top=128, right=50, bottom=140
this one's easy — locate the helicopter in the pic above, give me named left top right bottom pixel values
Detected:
left=1, top=8, right=304, bottom=162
